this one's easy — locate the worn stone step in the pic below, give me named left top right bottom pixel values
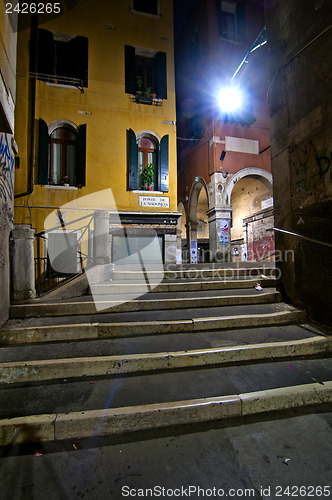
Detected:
left=1, top=381, right=332, bottom=446
left=0, top=324, right=316, bottom=362
left=9, top=289, right=280, bottom=318
left=0, top=305, right=306, bottom=345
left=0, top=357, right=331, bottom=422
left=90, top=277, right=276, bottom=295
left=1, top=335, right=331, bottom=385
left=110, top=267, right=277, bottom=281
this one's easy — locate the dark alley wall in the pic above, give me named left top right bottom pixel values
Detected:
left=265, top=0, right=332, bottom=325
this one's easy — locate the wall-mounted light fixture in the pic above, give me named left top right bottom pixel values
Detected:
left=222, top=169, right=229, bottom=179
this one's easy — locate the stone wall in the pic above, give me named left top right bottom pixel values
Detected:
left=265, top=0, right=332, bottom=325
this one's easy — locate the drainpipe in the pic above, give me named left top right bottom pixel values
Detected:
left=14, top=13, right=38, bottom=199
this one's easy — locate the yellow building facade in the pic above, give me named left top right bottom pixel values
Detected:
left=14, top=0, right=178, bottom=278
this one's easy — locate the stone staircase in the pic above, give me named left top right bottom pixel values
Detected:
left=0, top=263, right=331, bottom=446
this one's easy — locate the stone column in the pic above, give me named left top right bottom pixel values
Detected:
left=187, top=220, right=198, bottom=264
left=207, top=207, right=232, bottom=262
left=11, top=224, right=36, bottom=302
left=86, top=210, right=112, bottom=285
left=207, top=172, right=232, bottom=262
left=176, top=227, right=182, bottom=264
left=93, top=210, right=110, bottom=265
left=164, top=233, right=177, bottom=264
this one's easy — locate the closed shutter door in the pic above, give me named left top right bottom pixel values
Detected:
left=128, top=128, right=138, bottom=190
left=158, top=134, right=169, bottom=192
left=38, top=118, right=49, bottom=185
left=76, top=124, right=86, bottom=186
left=155, top=52, right=167, bottom=99
left=125, top=45, right=136, bottom=94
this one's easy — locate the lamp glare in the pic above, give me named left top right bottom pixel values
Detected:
left=218, top=87, right=242, bottom=113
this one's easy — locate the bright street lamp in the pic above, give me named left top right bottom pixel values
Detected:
left=217, top=86, right=243, bottom=113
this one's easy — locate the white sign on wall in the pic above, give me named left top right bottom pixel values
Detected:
left=139, top=196, right=170, bottom=208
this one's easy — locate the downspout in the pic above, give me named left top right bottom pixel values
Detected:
left=14, top=13, right=38, bottom=199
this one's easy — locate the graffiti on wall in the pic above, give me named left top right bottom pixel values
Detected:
left=0, top=133, right=14, bottom=207
left=290, top=140, right=332, bottom=193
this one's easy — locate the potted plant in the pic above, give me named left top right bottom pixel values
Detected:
left=61, top=175, right=70, bottom=186
left=136, top=75, right=143, bottom=95
left=141, top=163, right=154, bottom=190
left=136, top=76, right=153, bottom=105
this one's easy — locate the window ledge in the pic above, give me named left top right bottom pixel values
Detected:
left=130, top=9, right=161, bottom=19
left=130, top=94, right=163, bottom=106
left=46, top=82, right=84, bottom=91
left=133, top=190, right=164, bottom=195
left=44, top=185, right=79, bottom=190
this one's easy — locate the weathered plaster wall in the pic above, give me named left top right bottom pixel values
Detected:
left=246, top=212, right=274, bottom=261
left=265, top=0, right=332, bottom=325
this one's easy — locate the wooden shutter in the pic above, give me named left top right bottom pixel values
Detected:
left=35, top=29, right=54, bottom=80
left=127, top=129, right=138, bottom=190
left=76, top=124, right=86, bottom=186
left=125, top=45, right=136, bottom=94
left=158, top=135, right=169, bottom=192
left=38, top=118, right=49, bottom=184
left=65, top=36, right=89, bottom=87
left=236, top=3, right=246, bottom=42
left=155, top=52, right=167, bottom=99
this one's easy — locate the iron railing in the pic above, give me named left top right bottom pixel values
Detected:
left=35, top=210, right=96, bottom=296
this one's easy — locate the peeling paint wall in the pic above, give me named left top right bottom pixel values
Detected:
left=266, top=0, right=332, bottom=325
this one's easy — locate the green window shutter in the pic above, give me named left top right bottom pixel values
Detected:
left=66, top=36, right=89, bottom=87
left=125, top=45, right=136, bottom=94
left=76, top=124, right=86, bottom=186
left=158, top=135, right=169, bottom=192
left=35, top=29, right=54, bottom=80
left=155, top=52, right=167, bottom=99
left=236, top=3, right=246, bottom=42
left=38, top=118, right=49, bottom=184
left=127, top=128, right=138, bottom=190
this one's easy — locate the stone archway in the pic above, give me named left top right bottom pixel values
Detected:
left=224, top=167, right=273, bottom=204
left=225, top=168, right=274, bottom=262
left=188, top=178, right=209, bottom=263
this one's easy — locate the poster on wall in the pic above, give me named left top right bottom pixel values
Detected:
left=190, top=240, right=197, bottom=264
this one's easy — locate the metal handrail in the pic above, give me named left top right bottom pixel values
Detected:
left=35, top=211, right=96, bottom=296
left=268, top=227, right=332, bottom=249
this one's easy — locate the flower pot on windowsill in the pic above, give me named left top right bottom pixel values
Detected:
left=136, top=94, right=153, bottom=105
left=62, top=183, right=70, bottom=187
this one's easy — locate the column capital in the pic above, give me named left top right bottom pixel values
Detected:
left=206, top=206, right=232, bottom=222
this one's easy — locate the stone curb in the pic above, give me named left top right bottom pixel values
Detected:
left=1, top=382, right=331, bottom=446
left=1, top=336, right=331, bottom=384
left=0, top=310, right=306, bottom=344
left=111, top=268, right=277, bottom=280
left=9, top=292, right=280, bottom=319
left=90, top=278, right=276, bottom=295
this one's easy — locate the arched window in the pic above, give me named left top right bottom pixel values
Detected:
left=138, top=136, right=158, bottom=190
left=50, top=126, right=76, bottom=185
left=38, top=119, right=87, bottom=187
left=127, top=128, right=169, bottom=192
